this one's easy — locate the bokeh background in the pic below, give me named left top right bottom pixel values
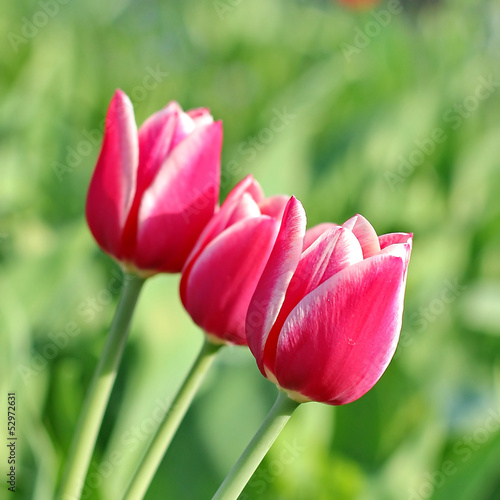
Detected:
left=1, top=0, right=500, bottom=498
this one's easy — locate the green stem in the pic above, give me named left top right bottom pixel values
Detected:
left=212, top=391, right=300, bottom=500
left=57, top=273, right=146, bottom=500
left=123, top=339, right=223, bottom=500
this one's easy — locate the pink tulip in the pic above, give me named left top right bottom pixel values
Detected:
left=180, top=175, right=289, bottom=345
left=246, top=197, right=412, bottom=405
left=86, top=89, right=222, bottom=275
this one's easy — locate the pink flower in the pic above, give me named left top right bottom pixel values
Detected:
left=86, top=89, right=222, bottom=276
left=180, top=175, right=289, bottom=345
left=246, top=197, right=412, bottom=405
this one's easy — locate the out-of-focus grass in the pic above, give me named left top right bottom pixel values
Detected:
left=1, top=0, right=500, bottom=498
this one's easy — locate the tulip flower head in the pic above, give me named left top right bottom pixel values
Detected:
left=180, top=175, right=289, bottom=346
left=86, top=90, right=222, bottom=276
left=246, top=197, right=412, bottom=405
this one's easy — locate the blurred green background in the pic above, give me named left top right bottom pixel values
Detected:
left=1, top=0, right=500, bottom=498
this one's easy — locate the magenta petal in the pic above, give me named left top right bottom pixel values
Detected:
left=343, top=214, right=380, bottom=258
left=202, top=175, right=263, bottom=238
left=262, top=226, right=364, bottom=376
left=134, top=121, right=222, bottom=272
left=379, top=234, right=413, bottom=278
left=136, top=102, right=181, bottom=194
left=86, top=89, right=138, bottom=258
left=246, top=197, right=306, bottom=373
left=274, top=253, right=406, bottom=405
left=258, top=195, right=289, bottom=220
left=277, top=227, right=364, bottom=328
left=187, top=107, right=213, bottom=127
left=226, top=193, right=262, bottom=226
left=379, top=232, right=413, bottom=249
left=303, top=223, right=339, bottom=250
left=181, top=175, right=263, bottom=275
left=182, top=216, right=280, bottom=344
left=217, top=175, right=264, bottom=209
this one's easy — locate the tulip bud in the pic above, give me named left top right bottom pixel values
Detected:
left=246, top=198, right=412, bottom=405
left=180, top=175, right=289, bottom=345
left=86, top=89, right=222, bottom=276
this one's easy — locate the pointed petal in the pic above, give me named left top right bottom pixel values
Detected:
left=119, top=104, right=186, bottom=259
left=226, top=192, right=262, bottom=226
left=262, top=226, right=364, bottom=374
left=379, top=233, right=413, bottom=278
left=303, top=223, right=339, bottom=250
left=136, top=103, right=214, bottom=196
left=264, top=226, right=363, bottom=373
left=133, top=121, right=222, bottom=272
left=136, top=102, right=182, bottom=194
left=379, top=232, right=412, bottom=249
left=173, top=111, right=198, bottom=145
left=343, top=214, right=380, bottom=258
left=226, top=175, right=264, bottom=205
left=294, top=227, right=364, bottom=292
left=274, top=253, right=406, bottom=405
left=187, top=107, right=214, bottom=127
left=182, top=216, right=280, bottom=344
left=203, top=175, right=263, bottom=236
left=246, top=197, right=306, bottom=373
left=258, top=195, right=289, bottom=220
left=181, top=175, right=263, bottom=274
left=86, top=89, right=138, bottom=258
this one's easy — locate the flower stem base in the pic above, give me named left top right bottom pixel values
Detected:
left=212, top=390, right=300, bottom=500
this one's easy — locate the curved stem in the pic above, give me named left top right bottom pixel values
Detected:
left=123, top=339, right=223, bottom=500
left=57, top=273, right=146, bottom=500
left=212, top=391, right=300, bottom=500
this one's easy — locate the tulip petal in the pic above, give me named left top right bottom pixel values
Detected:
left=379, top=233, right=413, bottom=269
left=182, top=216, right=280, bottom=344
left=258, top=195, right=289, bottom=220
left=246, top=197, right=306, bottom=373
left=343, top=214, right=380, bottom=258
left=226, top=193, right=262, bottom=226
left=262, top=226, right=364, bottom=375
left=134, top=121, right=222, bottom=272
left=294, top=227, right=364, bottom=291
left=119, top=104, right=185, bottom=259
left=181, top=175, right=264, bottom=275
left=202, top=174, right=263, bottom=237
left=274, top=253, right=406, bottom=405
left=303, top=223, right=339, bottom=250
left=86, top=89, right=138, bottom=258
left=379, top=232, right=412, bottom=249
left=379, top=233, right=412, bottom=278
left=136, top=102, right=183, bottom=194
left=187, top=107, right=214, bottom=127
